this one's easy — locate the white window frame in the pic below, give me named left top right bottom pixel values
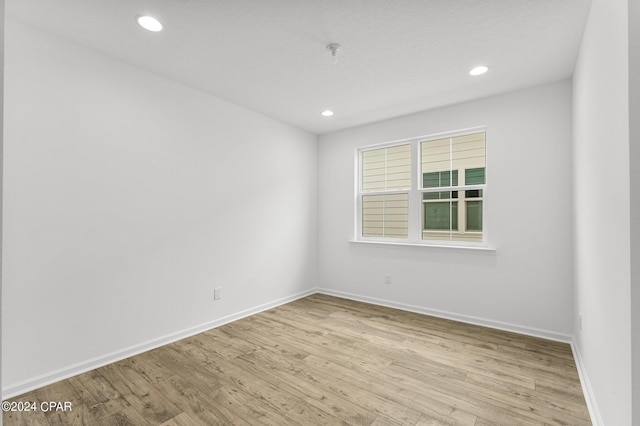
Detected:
left=354, top=127, right=489, bottom=249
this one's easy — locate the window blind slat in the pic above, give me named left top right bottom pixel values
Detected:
left=421, top=133, right=486, bottom=177
left=362, top=193, right=409, bottom=238
left=362, top=144, right=411, bottom=192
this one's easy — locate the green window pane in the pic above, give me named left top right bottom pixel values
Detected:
left=465, top=167, right=485, bottom=185
left=465, top=189, right=483, bottom=198
left=423, top=192, right=439, bottom=200
left=424, top=202, right=458, bottom=230
left=423, top=191, right=458, bottom=200
left=447, top=170, right=458, bottom=186
left=423, top=171, right=458, bottom=188
left=466, top=201, right=483, bottom=231
left=423, top=172, right=440, bottom=188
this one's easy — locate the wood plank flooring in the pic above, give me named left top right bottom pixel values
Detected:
left=3, top=294, right=591, bottom=425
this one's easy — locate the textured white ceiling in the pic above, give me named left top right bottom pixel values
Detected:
left=7, top=0, right=591, bottom=134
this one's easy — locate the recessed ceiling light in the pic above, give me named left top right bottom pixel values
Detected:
left=137, top=15, right=163, bottom=32
left=321, top=110, right=334, bottom=117
left=469, top=66, right=489, bottom=76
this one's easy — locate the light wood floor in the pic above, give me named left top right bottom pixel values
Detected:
left=4, top=294, right=591, bottom=425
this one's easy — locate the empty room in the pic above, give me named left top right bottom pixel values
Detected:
left=1, top=0, right=638, bottom=425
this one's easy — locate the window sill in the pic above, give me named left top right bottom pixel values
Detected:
left=349, top=239, right=496, bottom=252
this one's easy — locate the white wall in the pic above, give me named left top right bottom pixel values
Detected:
left=0, top=1, right=4, bottom=424
left=318, top=80, right=574, bottom=339
left=573, top=0, right=632, bottom=424
left=2, top=21, right=317, bottom=394
left=629, top=0, right=640, bottom=423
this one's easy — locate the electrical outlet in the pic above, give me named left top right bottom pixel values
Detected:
left=579, top=313, right=582, bottom=331
left=385, top=274, right=391, bottom=285
left=214, top=287, right=222, bottom=300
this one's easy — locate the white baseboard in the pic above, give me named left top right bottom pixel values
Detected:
left=570, top=339, right=604, bottom=426
left=317, top=288, right=573, bottom=343
left=2, top=288, right=316, bottom=400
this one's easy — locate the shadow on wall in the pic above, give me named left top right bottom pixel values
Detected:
left=348, top=243, right=498, bottom=269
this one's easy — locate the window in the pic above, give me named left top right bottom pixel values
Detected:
left=361, top=144, right=411, bottom=238
left=357, top=130, right=487, bottom=246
